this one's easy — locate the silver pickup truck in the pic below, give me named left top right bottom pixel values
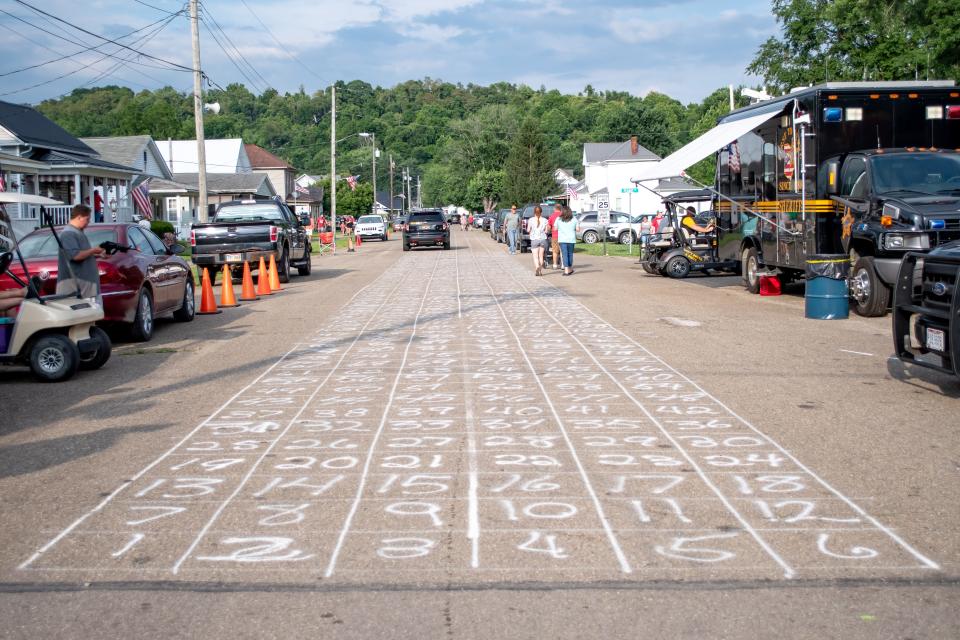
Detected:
left=190, top=199, right=312, bottom=283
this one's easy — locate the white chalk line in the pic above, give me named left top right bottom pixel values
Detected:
left=323, top=253, right=443, bottom=578
left=18, top=258, right=413, bottom=571
left=476, top=236, right=940, bottom=572
left=467, top=238, right=633, bottom=574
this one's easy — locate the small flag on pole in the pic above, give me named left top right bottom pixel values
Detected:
left=346, top=175, right=359, bottom=191
left=566, top=184, right=578, bottom=200
left=295, top=184, right=309, bottom=195
left=131, top=180, right=152, bottom=219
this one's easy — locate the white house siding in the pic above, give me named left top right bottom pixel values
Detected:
left=584, top=161, right=662, bottom=215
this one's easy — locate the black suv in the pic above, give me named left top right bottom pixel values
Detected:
left=403, top=209, right=450, bottom=251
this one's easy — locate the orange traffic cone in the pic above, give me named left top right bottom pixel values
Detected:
left=256, top=256, right=273, bottom=296
left=219, top=265, right=240, bottom=308
left=268, top=254, right=282, bottom=292
left=355, top=234, right=362, bottom=247
left=198, top=268, right=221, bottom=315
left=239, top=261, right=259, bottom=301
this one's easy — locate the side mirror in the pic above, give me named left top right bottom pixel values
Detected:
left=826, top=160, right=840, bottom=195
left=167, top=242, right=186, bottom=255
left=299, top=214, right=310, bottom=227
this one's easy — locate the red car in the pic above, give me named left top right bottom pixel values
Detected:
left=0, top=223, right=195, bottom=341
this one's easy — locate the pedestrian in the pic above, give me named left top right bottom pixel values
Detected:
left=527, top=205, right=550, bottom=276
left=93, top=189, right=104, bottom=223
left=504, top=205, right=520, bottom=255
left=345, top=215, right=356, bottom=252
left=467, top=212, right=473, bottom=231
left=639, top=215, right=652, bottom=258
left=556, top=205, right=577, bottom=276
left=652, top=210, right=666, bottom=234
left=547, top=203, right=562, bottom=269
left=56, top=204, right=105, bottom=302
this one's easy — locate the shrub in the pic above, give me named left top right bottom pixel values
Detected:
left=150, top=220, right=174, bottom=236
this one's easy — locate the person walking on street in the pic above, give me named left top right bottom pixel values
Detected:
left=547, top=203, right=562, bottom=269
left=528, top=205, right=549, bottom=276
left=56, top=204, right=105, bottom=302
left=504, top=205, right=520, bottom=255
left=345, top=215, right=356, bottom=252
left=555, top=205, right=577, bottom=276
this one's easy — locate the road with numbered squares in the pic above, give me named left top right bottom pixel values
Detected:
left=2, top=229, right=958, bottom=638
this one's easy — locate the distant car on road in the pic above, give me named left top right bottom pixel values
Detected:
left=2, top=224, right=195, bottom=342
left=392, top=215, right=407, bottom=232
left=355, top=214, right=389, bottom=241
left=576, top=211, right=631, bottom=244
left=447, top=212, right=461, bottom=225
left=403, top=209, right=450, bottom=251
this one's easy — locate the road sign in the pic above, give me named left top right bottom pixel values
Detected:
left=597, top=209, right=610, bottom=225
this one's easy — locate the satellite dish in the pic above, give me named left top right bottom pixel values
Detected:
left=203, top=102, right=221, bottom=114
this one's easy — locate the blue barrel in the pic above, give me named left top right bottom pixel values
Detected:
left=805, top=254, right=850, bottom=320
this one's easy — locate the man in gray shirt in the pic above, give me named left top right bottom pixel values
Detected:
left=504, top=205, right=520, bottom=255
left=56, top=204, right=105, bottom=300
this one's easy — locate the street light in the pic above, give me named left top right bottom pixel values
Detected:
left=358, top=132, right=377, bottom=215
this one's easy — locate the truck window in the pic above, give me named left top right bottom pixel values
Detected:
left=840, top=157, right=867, bottom=197
left=214, top=204, right=286, bottom=223
left=762, top=142, right=777, bottom=200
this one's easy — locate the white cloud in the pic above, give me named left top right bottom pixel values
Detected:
left=377, top=0, right=486, bottom=22
left=395, top=23, right=466, bottom=42
left=608, top=18, right=678, bottom=44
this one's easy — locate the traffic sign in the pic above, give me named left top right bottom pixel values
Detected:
left=597, top=194, right=609, bottom=209
left=597, top=209, right=610, bottom=225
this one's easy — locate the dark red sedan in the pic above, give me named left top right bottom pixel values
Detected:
left=0, top=223, right=195, bottom=341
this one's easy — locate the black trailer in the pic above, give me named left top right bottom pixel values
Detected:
left=633, top=81, right=960, bottom=316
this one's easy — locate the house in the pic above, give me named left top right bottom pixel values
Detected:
left=375, top=191, right=404, bottom=217
left=552, top=168, right=589, bottom=213
left=287, top=185, right=323, bottom=220
left=158, top=138, right=251, bottom=174
left=80, top=135, right=174, bottom=220
left=149, top=172, right=276, bottom=238
left=295, top=173, right=322, bottom=190
left=245, top=144, right=295, bottom=199
left=583, top=137, right=662, bottom=215
left=0, top=100, right=139, bottom=237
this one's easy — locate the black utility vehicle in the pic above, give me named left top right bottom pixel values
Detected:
left=403, top=209, right=450, bottom=251
left=191, top=199, right=311, bottom=283
left=893, top=239, right=960, bottom=379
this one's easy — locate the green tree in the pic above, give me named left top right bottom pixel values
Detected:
left=503, top=118, right=555, bottom=206
left=465, top=169, right=505, bottom=212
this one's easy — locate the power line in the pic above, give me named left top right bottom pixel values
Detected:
left=12, top=0, right=195, bottom=73
left=200, top=2, right=272, bottom=91
left=237, top=0, right=326, bottom=82
left=199, top=15, right=269, bottom=93
left=131, top=0, right=188, bottom=15
left=78, top=15, right=182, bottom=90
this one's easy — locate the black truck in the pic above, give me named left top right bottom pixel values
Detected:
left=706, top=81, right=960, bottom=316
left=190, top=199, right=311, bottom=282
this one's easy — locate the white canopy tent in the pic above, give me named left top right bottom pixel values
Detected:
left=632, top=100, right=789, bottom=183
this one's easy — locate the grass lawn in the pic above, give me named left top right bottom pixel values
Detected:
left=574, top=241, right=641, bottom=258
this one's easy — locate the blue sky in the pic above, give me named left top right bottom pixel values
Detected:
left=0, top=0, right=778, bottom=105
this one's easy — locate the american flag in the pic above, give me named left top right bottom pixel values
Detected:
left=728, top=141, right=742, bottom=173
left=566, top=183, right=578, bottom=200
left=131, top=180, right=152, bottom=219
left=346, top=175, right=359, bottom=191
left=295, top=184, right=309, bottom=195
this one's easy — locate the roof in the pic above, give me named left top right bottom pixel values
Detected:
left=0, top=100, right=96, bottom=156
left=151, top=172, right=275, bottom=195
left=79, top=135, right=173, bottom=179
left=287, top=186, right=324, bottom=202
left=656, top=178, right=698, bottom=192
left=157, top=138, right=250, bottom=173
left=376, top=191, right=404, bottom=209
left=244, top=144, right=294, bottom=170
left=33, top=149, right=138, bottom=173
left=583, top=141, right=659, bottom=164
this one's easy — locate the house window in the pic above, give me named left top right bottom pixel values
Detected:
left=143, top=151, right=147, bottom=167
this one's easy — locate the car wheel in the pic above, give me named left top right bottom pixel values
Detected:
left=742, top=246, right=760, bottom=294
left=641, top=262, right=659, bottom=275
left=173, top=279, right=196, bottom=322
left=278, top=250, right=290, bottom=283
left=130, top=289, right=154, bottom=342
left=850, top=256, right=890, bottom=317
left=79, top=326, right=111, bottom=371
left=29, top=334, right=79, bottom=382
left=403, top=243, right=410, bottom=251
left=382, top=233, right=388, bottom=241
left=665, top=255, right=691, bottom=279
left=583, top=230, right=599, bottom=244
left=297, top=247, right=312, bottom=276
left=618, top=231, right=634, bottom=245
left=443, top=241, right=451, bottom=250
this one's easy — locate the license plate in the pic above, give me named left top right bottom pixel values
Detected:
left=926, top=327, right=945, bottom=352
left=224, top=253, right=242, bottom=262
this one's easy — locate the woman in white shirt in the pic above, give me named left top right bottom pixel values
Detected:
left=527, top=205, right=549, bottom=276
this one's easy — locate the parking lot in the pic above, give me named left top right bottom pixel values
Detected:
left=1, top=230, right=957, bottom=638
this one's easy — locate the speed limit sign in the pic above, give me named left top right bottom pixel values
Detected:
left=597, top=194, right=610, bottom=225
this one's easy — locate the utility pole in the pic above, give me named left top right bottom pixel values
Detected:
left=189, top=0, right=208, bottom=222
left=389, top=154, right=394, bottom=219
left=406, top=167, right=412, bottom=212
left=330, top=85, right=336, bottom=241
left=417, top=175, right=422, bottom=208
left=371, top=133, right=377, bottom=216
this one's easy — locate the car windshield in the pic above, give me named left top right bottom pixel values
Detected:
left=410, top=213, right=443, bottom=222
left=871, top=153, right=960, bottom=196
left=358, top=216, right=381, bottom=224
left=18, top=228, right=118, bottom=258
left=214, top=204, right=285, bottom=223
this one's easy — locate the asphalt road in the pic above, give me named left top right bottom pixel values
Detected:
left=1, top=229, right=957, bottom=639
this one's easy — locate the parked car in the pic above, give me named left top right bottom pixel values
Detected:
left=447, top=212, right=461, bottom=225
left=191, top=199, right=311, bottom=284
left=576, top=211, right=631, bottom=244
left=606, top=214, right=655, bottom=244
left=2, top=223, right=195, bottom=341
left=355, top=214, right=389, bottom=241
left=481, top=212, right=496, bottom=232
left=472, top=214, right=484, bottom=229
left=519, top=203, right=555, bottom=253
left=403, top=209, right=450, bottom=251
left=392, top=215, right=407, bottom=232
left=492, top=209, right=510, bottom=243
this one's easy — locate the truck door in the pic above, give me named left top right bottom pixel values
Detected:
left=759, top=142, right=780, bottom=264
left=838, top=156, right=869, bottom=253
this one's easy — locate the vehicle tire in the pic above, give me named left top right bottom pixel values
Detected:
left=403, top=243, right=410, bottom=252
left=130, top=289, right=154, bottom=342
left=850, top=255, right=890, bottom=317
left=665, top=255, right=691, bottom=279
left=742, top=246, right=761, bottom=294
left=278, top=249, right=290, bottom=284
left=618, top=231, right=634, bottom=245
left=29, top=334, right=79, bottom=382
left=443, top=241, right=451, bottom=250
left=173, top=279, right=196, bottom=322
left=297, top=248, right=312, bottom=276
left=79, top=325, right=111, bottom=371
left=641, top=262, right=659, bottom=275
left=382, top=233, right=388, bottom=242
left=583, top=230, right=599, bottom=244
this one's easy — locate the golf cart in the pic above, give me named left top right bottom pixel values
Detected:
left=0, top=194, right=110, bottom=381
left=639, top=189, right=737, bottom=278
